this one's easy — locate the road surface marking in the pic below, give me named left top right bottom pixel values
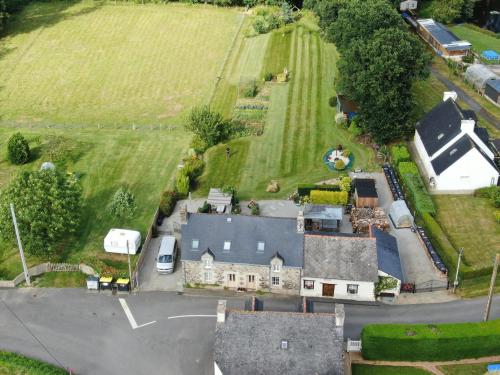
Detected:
left=167, top=315, right=217, bottom=320
left=119, top=298, right=156, bottom=330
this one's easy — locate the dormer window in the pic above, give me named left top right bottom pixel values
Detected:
left=204, top=258, right=212, bottom=269
left=192, top=239, right=199, bottom=250
left=223, top=241, right=231, bottom=252
left=437, top=133, right=444, bottom=140
left=272, top=263, right=281, bottom=272
left=257, top=241, right=265, bottom=252
left=450, top=148, right=457, bottom=155
left=281, top=340, right=288, bottom=350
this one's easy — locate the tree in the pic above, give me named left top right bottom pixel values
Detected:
left=0, top=170, right=82, bottom=257
left=0, top=0, right=7, bottom=33
left=7, top=132, right=30, bottom=165
left=308, top=0, right=348, bottom=41
left=329, top=0, right=405, bottom=51
left=337, top=28, right=430, bottom=143
left=107, top=187, right=136, bottom=219
left=184, top=106, right=231, bottom=148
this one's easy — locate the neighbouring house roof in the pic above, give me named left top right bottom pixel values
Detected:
left=207, top=188, right=232, bottom=206
left=418, top=19, right=471, bottom=51
left=415, top=98, right=466, bottom=157
left=491, top=139, right=500, bottom=155
left=215, top=310, right=344, bottom=375
left=304, top=204, right=343, bottom=221
left=486, top=79, right=500, bottom=94
left=431, top=134, right=499, bottom=175
left=303, top=234, right=378, bottom=282
left=354, top=178, right=378, bottom=198
left=372, top=227, right=404, bottom=281
left=181, top=214, right=304, bottom=268
left=337, top=94, right=358, bottom=113
left=474, top=127, right=490, bottom=146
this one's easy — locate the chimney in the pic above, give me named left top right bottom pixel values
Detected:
left=297, top=211, right=304, bottom=233
left=443, top=91, right=458, bottom=102
left=217, top=300, right=226, bottom=323
left=460, top=119, right=475, bottom=134
left=335, top=303, right=345, bottom=328
left=180, top=205, right=188, bottom=224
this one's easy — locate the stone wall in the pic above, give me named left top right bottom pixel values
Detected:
left=182, top=260, right=301, bottom=294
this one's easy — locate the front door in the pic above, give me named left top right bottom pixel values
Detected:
left=322, top=283, right=335, bottom=297
left=227, top=273, right=237, bottom=288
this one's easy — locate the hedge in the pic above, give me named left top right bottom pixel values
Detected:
left=0, top=351, right=67, bottom=374
left=297, top=183, right=340, bottom=197
left=401, top=174, right=436, bottom=215
left=310, top=190, right=348, bottom=205
left=390, top=145, right=410, bottom=166
left=397, top=161, right=419, bottom=176
left=361, top=320, right=500, bottom=361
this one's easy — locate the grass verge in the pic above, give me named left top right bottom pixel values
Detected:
left=0, top=351, right=66, bottom=374
left=352, top=365, right=430, bottom=375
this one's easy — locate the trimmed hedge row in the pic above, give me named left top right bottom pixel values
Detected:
left=390, top=144, right=410, bottom=166
left=310, top=190, right=348, bottom=205
left=297, top=183, right=340, bottom=197
left=401, top=174, right=436, bottom=215
left=361, top=320, right=500, bottom=361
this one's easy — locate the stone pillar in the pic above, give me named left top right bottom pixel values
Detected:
left=335, top=303, right=345, bottom=328
left=217, top=300, right=227, bottom=323
left=297, top=211, right=304, bottom=233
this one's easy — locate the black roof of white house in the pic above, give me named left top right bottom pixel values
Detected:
left=181, top=213, right=304, bottom=268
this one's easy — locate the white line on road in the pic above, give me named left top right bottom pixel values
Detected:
left=167, top=315, right=217, bottom=320
left=119, top=298, right=156, bottom=330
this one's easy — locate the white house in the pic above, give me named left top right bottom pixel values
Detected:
left=300, top=234, right=379, bottom=301
left=414, top=92, right=499, bottom=192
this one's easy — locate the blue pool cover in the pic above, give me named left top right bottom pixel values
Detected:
left=482, top=50, right=500, bottom=60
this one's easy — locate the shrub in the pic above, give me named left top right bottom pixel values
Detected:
left=159, top=190, right=177, bottom=217
left=390, top=144, right=411, bottom=166
left=184, top=106, right=231, bottom=148
left=310, top=190, right=348, bottom=205
left=198, top=201, right=210, bottom=213
left=297, top=183, right=340, bottom=196
left=264, top=72, right=273, bottom=81
left=462, top=54, right=474, bottom=64
left=334, top=159, right=346, bottom=170
left=401, top=173, right=436, bottom=215
left=107, top=187, right=136, bottom=219
left=475, top=186, right=500, bottom=208
left=339, top=177, right=352, bottom=193
left=329, top=96, right=337, bottom=107
left=397, top=161, right=419, bottom=176
left=251, top=203, right=260, bottom=215
left=253, top=16, right=270, bottom=34
left=342, top=149, right=351, bottom=158
left=182, top=157, right=205, bottom=179
left=7, top=132, right=30, bottom=165
left=176, top=172, right=190, bottom=196
left=213, top=0, right=232, bottom=5
left=348, top=119, right=363, bottom=136
left=190, top=135, right=209, bottom=154
left=361, top=320, right=500, bottom=361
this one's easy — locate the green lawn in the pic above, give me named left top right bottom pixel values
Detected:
left=439, top=362, right=495, bottom=375
left=450, top=24, right=500, bottom=54
left=352, top=365, right=430, bottom=375
left=200, top=16, right=377, bottom=199
left=433, top=195, right=500, bottom=270
left=24, top=272, right=87, bottom=287
left=0, top=1, right=242, bottom=126
left=0, top=351, right=66, bottom=375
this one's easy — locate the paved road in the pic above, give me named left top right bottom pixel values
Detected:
left=430, top=67, right=499, bottom=130
left=0, top=289, right=499, bottom=375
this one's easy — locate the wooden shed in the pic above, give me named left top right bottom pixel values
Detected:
left=354, top=178, right=378, bottom=208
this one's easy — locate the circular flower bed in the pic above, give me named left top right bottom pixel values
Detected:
left=322, top=148, right=353, bottom=171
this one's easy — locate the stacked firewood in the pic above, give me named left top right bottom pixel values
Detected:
left=350, top=207, right=390, bottom=233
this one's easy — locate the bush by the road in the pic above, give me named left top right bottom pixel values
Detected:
left=361, top=320, right=500, bottom=361
left=0, top=351, right=67, bottom=374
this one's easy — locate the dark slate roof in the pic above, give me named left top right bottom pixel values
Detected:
left=372, top=227, right=404, bottom=281
left=431, top=134, right=499, bottom=175
left=304, top=204, right=343, bottom=221
left=491, top=139, right=500, bottom=155
left=486, top=79, right=500, bottom=93
left=416, top=98, right=464, bottom=157
left=303, top=234, right=378, bottom=282
left=354, top=178, right=378, bottom=198
left=474, top=127, right=490, bottom=146
left=215, top=310, right=344, bottom=375
left=181, top=214, right=304, bottom=268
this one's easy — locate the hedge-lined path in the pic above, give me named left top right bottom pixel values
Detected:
left=349, top=352, right=500, bottom=375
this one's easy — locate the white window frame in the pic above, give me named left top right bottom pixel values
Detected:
left=257, top=241, right=265, bottom=252
left=223, top=241, right=231, bottom=251
left=303, top=280, right=314, bottom=290
left=272, top=276, right=280, bottom=286
left=191, top=239, right=199, bottom=250
left=347, top=284, right=359, bottom=294
left=248, top=275, right=255, bottom=283
left=228, top=273, right=236, bottom=282
left=203, top=271, right=212, bottom=283
left=203, top=258, right=212, bottom=269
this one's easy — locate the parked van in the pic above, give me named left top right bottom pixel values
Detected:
left=156, top=236, right=177, bottom=273
left=104, top=229, right=141, bottom=255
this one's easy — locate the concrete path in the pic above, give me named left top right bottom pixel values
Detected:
left=430, top=67, right=499, bottom=130
left=350, top=351, right=500, bottom=375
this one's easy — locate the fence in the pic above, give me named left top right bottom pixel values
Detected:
left=0, top=262, right=97, bottom=288
left=131, top=208, right=160, bottom=290
left=346, top=339, right=362, bottom=353
left=414, top=279, right=449, bottom=293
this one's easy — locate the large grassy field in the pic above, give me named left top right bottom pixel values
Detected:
left=433, top=195, right=500, bottom=270
left=200, top=16, right=377, bottom=199
left=450, top=24, right=500, bottom=54
left=0, top=1, right=242, bottom=126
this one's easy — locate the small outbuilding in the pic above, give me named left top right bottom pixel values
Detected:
left=417, top=19, right=471, bottom=58
left=485, top=79, right=500, bottom=105
left=303, top=204, right=343, bottom=232
left=207, top=188, right=232, bottom=214
left=465, top=64, right=498, bottom=92
left=336, top=94, right=358, bottom=120
left=389, top=200, right=413, bottom=228
left=354, top=178, right=378, bottom=208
